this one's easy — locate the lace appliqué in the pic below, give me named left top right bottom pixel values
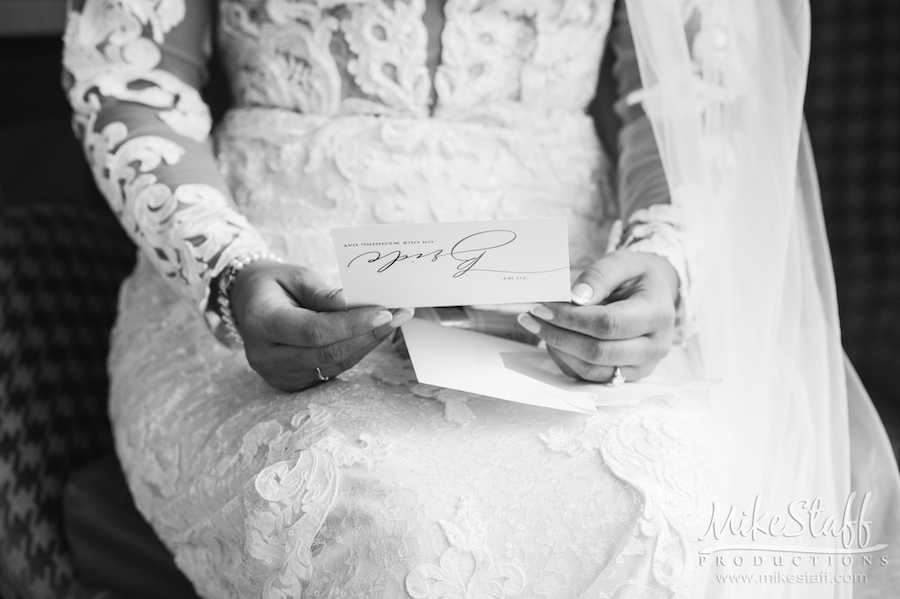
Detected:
left=79, top=113, right=266, bottom=310
left=63, top=0, right=208, bottom=141
left=342, top=0, right=432, bottom=116
left=436, top=0, right=613, bottom=116
left=434, top=3, right=526, bottom=113
left=220, top=0, right=614, bottom=119
left=433, top=389, right=477, bottom=426
left=607, top=204, right=695, bottom=343
left=223, top=0, right=345, bottom=115
left=250, top=448, right=340, bottom=597
left=519, top=0, right=612, bottom=110
left=405, top=499, right=526, bottom=599
left=540, top=409, right=715, bottom=598
left=221, top=0, right=435, bottom=118
left=244, top=404, right=387, bottom=598
left=374, top=363, right=479, bottom=425
left=63, top=0, right=268, bottom=311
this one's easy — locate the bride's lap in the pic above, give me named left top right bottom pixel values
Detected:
left=110, top=257, right=720, bottom=598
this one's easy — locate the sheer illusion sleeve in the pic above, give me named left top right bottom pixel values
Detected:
left=62, top=0, right=268, bottom=324
left=608, top=0, right=695, bottom=340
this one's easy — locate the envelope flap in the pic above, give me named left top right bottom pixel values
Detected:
left=401, top=318, right=539, bottom=384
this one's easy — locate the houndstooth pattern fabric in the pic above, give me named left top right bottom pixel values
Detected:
left=0, top=203, right=134, bottom=599
left=806, top=0, right=900, bottom=404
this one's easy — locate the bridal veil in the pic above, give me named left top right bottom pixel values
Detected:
left=625, top=0, right=900, bottom=596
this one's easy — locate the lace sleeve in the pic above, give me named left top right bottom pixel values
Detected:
left=62, top=0, right=268, bottom=323
left=606, top=0, right=695, bottom=342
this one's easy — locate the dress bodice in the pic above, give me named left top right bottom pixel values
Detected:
left=214, top=0, right=619, bottom=286
left=219, top=0, right=614, bottom=121
left=62, top=0, right=645, bottom=308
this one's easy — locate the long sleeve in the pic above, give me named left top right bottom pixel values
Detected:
left=62, top=0, right=268, bottom=318
left=607, top=0, right=695, bottom=341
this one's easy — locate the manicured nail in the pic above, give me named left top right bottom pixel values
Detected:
left=571, top=283, right=593, bottom=305
left=517, top=312, right=541, bottom=334
left=530, top=304, right=554, bottom=321
left=371, top=310, right=393, bottom=327
left=390, top=307, right=415, bottom=328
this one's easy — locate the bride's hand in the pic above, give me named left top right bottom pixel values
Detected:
left=516, top=251, right=679, bottom=383
left=229, top=261, right=414, bottom=392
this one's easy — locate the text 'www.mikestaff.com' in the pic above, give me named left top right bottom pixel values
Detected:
left=715, top=573, right=867, bottom=584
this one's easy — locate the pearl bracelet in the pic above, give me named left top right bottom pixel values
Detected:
left=217, top=251, right=283, bottom=347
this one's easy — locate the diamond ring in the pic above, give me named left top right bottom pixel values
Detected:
left=607, top=366, right=626, bottom=387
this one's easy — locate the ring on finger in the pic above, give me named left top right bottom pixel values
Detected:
left=606, top=366, right=626, bottom=387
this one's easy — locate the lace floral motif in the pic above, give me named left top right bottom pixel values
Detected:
left=519, top=0, right=612, bottom=109
left=221, top=0, right=345, bottom=114
left=434, top=0, right=613, bottom=116
left=238, top=404, right=396, bottom=596
left=540, top=408, right=716, bottom=598
left=83, top=117, right=263, bottom=308
left=598, top=413, right=713, bottom=597
left=112, top=256, right=712, bottom=597
left=249, top=448, right=341, bottom=597
left=434, top=4, right=526, bottom=112
left=379, top=369, right=478, bottom=426
left=63, top=1, right=207, bottom=141
left=406, top=500, right=526, bottom=599
left=216, top=107, right=611, bottom=287
left=63, top=0, right=268, bottom=311
left=342, top=0, right=431, bottom=115
left=219, top=0, right=613, bottom=119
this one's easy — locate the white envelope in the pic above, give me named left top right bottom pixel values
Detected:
left=401, top=318, right=708, bottom=414
left=331, top=218, right=571, bottom=308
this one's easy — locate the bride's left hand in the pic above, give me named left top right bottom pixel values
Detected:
left=516, top=251, right=679, bottom=383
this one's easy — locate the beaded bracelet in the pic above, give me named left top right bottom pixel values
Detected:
left=217, top=251, right=283, bottom=347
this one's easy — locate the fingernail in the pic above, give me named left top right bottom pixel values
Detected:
left=390, top=307, right=415, bottom=328
left=517, top=312, right=541, bottom=334
left=371, top=310, right=393, bottom=327
left=571, top=283, right=593, bottom=305
left=530, top=304, right=554, bottom=321
left=327, top=288, right=343, bottom=299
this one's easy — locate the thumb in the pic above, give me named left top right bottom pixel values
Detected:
left=278, top=265, right=348, bottom=312
left=570, top=250, right=645, bottom=306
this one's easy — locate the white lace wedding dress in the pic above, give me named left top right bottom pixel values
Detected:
left=61, top=1, right=900, bottom=598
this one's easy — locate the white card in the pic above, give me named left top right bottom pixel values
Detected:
left=401, top=318, right=711, bottom=414
left=330, top=218, right=571, bottom=308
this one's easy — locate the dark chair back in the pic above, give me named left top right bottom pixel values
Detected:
left=0, top=204, right=134, bottom=599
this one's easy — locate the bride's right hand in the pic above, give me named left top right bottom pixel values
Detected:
left=228, top=261, right=414, bottom=392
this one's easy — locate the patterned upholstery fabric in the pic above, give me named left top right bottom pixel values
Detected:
left=0, top=203, right=134, bottom=599
left=806, top=0, right=900, bottom=446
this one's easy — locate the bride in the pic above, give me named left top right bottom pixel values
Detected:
left=63, top=0, right=900, bottom=597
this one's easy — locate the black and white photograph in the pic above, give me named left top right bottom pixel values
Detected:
left=1, top=0, right=898, bottom=597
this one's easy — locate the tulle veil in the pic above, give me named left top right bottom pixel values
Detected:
left=623, top=0, right=900, bottom=596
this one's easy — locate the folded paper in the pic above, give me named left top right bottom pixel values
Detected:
left=401, top=318, right=709, bottom=414
left=331, top=218, right=571, bottom=308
